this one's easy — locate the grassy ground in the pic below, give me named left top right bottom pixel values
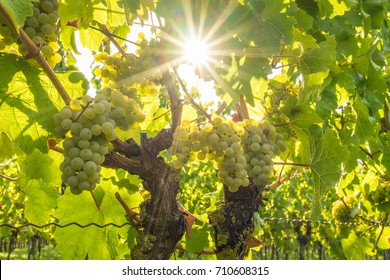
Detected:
left=0, top=245, right=61, bottom=260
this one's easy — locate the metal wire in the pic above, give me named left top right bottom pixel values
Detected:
left=261, top=217, right=382, bottom=227
left=0, top=217, right=382, bottom=230
left=0, top=222, right=132, bottom=230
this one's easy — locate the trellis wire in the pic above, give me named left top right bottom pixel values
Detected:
left=0, top=217, right=382, bottom=230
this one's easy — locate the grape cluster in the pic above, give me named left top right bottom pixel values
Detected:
left=331, top=197, right=356, bottom=223
left=261, top=82, right=299, bottom=122
left=21, top=0, right=61, bottom=67
left=169, top=115, right=286, bottom=192
left=366, top=183, right=390, bottom=205
left=0, top=22, right=17, bottom=51
left=54, top=91, right=146, bottom=194
left=240, top=119, right=286, bottom=187
left=93, top=37, right=161, bottom=95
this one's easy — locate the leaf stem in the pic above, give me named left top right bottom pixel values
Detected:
left=115, top=192, right=141, bottom=226
left=0, top=173, right=18, bottom=182
left=90, top=191, right=100, bottom=210
left=89, top=24, right=139, bottom=47
left=373, top=213, right=388, bottom=252
left=273, top=162, right=312, bottom=167
left=96, top=23, right=126, bottom=56
left=172, top=67, right=211, bottom=121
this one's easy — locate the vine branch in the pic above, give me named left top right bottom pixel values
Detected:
left=103, top=152, right=143, bottom=175
left=115, top=192, right=141, bottom=227
left=0, top=173, right=18, bottom=182
left=96, top=23, right=126, bottom=56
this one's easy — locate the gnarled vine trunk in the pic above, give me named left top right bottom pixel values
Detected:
left=209, top=185, right=264, bottom=259
left=104, top=130, right=185, bottom=260
left=134, top=152, right=185, bottom=259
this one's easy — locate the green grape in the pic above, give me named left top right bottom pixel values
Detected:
left=80, top=128, right=92, bottom=140
left=84, top=107, right=96, bottom=119
left=70, top=122, right=83, bottom=135
left=77, top=171, right=88, bottom=182
left=41, top=45, right=54, bottom=59
left=18, top=44, right=28, bottom=56
left=83, top=161, right=97, bottom=175
left=48, top=12, right=59, bottom=24
left=70, top=186, right=83, bottom=195
left=40, top=23, right=54, bottom=36
left=78, top=181, right=91, bottom=191
left=67, top=147, right=80, bottom=158
left=78, top=139, right=90, bottom=149
left=91, top=124, right=102, bottom=135
left=66, top=176, right=79, bottom=188
left=88, top=172, right=100, bottom=184
left=250, top=143, right=260, bottom=152
left=41, top=1, right=54, bottom=12
left=24, top=27, right=36, bottom=38
left=27, top=17, right=40, bottom=28
left=101, top=122, right=114, bottom=135
left=93, top=103, right=106, bottom=114
left=63, top=139, right=75, bottom=150
left=63, top=165, right=76, bottom=177
left=91, top=153, right=103, bottom=164
left=71, top=157, right=84, bottom=170
left=38, top=13, right=49, bottom=24
left=80, top=148, right=93, bottom=161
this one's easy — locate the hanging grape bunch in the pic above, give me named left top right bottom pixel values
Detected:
left=20, top=0, right=62, bottom=67
left=93, top=36, right=161, bottom=97
left=261, top=81, right=299, bottom=124
left=366, top=181, right=390, bottom=206
left=0, top=20, right=17, bottom=50
left=169, top=115, right=287, bottom=192
left=54, top=89, right=146, bottom=194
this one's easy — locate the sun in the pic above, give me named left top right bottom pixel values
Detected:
left=182, top=38, right=210, bottom=68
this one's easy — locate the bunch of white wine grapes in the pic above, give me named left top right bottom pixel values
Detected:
left=366, top=182, right=390, bottom=206
left=240, top=119, right=286, bottom=187
left=260, top=81, right=299, bottom=125
left=21, top=0, right=61, bottom=67
left=0, top=22, right=17, bottom=50
left=169, top=115, right=286, bottom=192
left=54, top=91, right=146, bottom=194
left=93, top=36, right=161, bottom=96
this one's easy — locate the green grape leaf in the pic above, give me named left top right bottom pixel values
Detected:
left=249, top=0, right=296, bottom=48
left=341, top=232, right=375, bottom=259
left=381, top=148, right=390, bottom=175
left=79, top=25, right=106, bottom=52
left=183, top=223, right=211, bottom=253
left=106, top=0, right=126, bottom=27
left=53, top=184, right=137, bottom=259
left=58, top=0, right=107, bottom=28
left=280, top=96, right=323, bottom=128
left=22, top=178, right=58, bottom=225
left=300, top=36, right=336, bottom=101
left=309, top=126, right=349, bottom=220
left=352, top=96, right=378, bottom=143
left=0, top=0, right=34, bottom=30
left=21, top=149, right=62, bottom=186
left=122, top=0, right=140, bottom=24
left=0, top=131, right=24, bottom=160
left=0, top=54, right=87, bottom=154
